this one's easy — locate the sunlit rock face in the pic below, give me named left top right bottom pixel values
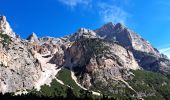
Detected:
left=69, top=28, right=98, bottom=41
left=0, top=15, right=170, bottom=98
left=27, top=32, right=39, bottom=43
left=95, top=22, right=170, bottom=76
left=0, top=40, right=42, bottom=93
left=0, top=16, right=16, bottom=38
left=95, top=22, right=157, bottom=54
left=63, top=28, right=139, bottom=89
left=0, top=16, right=56, bottom=93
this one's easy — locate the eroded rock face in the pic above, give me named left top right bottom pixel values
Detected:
left=0, top=16, right=16, bottom=38
left=69, top=28, right=98, bottom=41
left=1, top=15, right=170, bottom=97
left=0, top=16, right=41, bottom=93
left=0, top=40, right=41, bottom=93
left=27, top=32, right=39, bottom=43
left=50, top=44, right=65, bottom=67
left=63, top=31, right=139, bottom=89
left=95, top=22, right=157, bottom=54
left=95, top=22, right=170, bottom=76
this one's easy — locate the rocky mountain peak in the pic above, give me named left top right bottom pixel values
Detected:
left=114, top=23, right=125, bottom=30
left=100, top=22, right=115, bottom=30
left=0, top=16, right=6, bottom=22
left=95, top=22, right=125, bottom=34
left=0, top=16, right=16, bottom=38
left=27, top=32, right=39, bottom=43
left=95, top=22, right=157, bottom=54
left=1, top=16, right=170, bottom=99
left=69, top=28, right=97, bottom=41
left=78, top=28, right=96, bottom=37
left=95, top=22, right=170, bottom=76
left=104, top=22, right=115, bottom=28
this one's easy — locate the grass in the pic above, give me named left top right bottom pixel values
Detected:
left=56, top=68, right=81, bottom=91
left=31, top=79, right=68, bottom=98
left=31, top=68, right=82, bottom=98
left=128, top=70, right=170, bottom=99
left=4, top=68, right=170, bottom=99
left=76, top=38, right=110, bottom=57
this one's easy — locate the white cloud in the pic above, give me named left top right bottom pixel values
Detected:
left=159, top=48, right=170, bottom=58
left=57, top=0, right=131, bottom=24
left=58, top=0, right=91, bottom=8
left=98, top=2, right=129, bottom=24
left=160, top=47, right=170, bottom=52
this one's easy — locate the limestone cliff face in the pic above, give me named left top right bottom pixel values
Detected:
left=0, top=16, right=60, bottom=93
left=95, top=22, right=157, bottom=54
left=0, top=16, right=170, bottom=97
left=0, top=39, right=42, bottom=93
left=69, top=28, right=98, bottom=41
left=95, top=22, right=170, bottom=76
left=27, top=32, right=39, bottom=43
left=0, top=16, right=16, bottom=38
left=62, top=29, right=140, bottom=89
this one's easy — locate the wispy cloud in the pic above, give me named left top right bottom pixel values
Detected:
left=98, top=2, right=129, bottom=24
left=159, top=47, right=170, bottom=58
left=58, top=0, right=92, bottom=8
left=57, top=0, right=131, bottom=24
left=160, top=48, right=170, bottom=52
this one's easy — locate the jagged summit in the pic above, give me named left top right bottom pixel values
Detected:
left=69, top=28, right=97, bottom=41
left=103, top=22, right=115, bottom=28
left=95, top=22, right=115, bottom=36
left=98, top=22, right=125, bottom=31
left=95, top=22, right=157, bottom=54
left=78, top=28, right=96, bottom=37
left=27, top=32, right=39, bottom=43
left=95, top=22, right=170, bottom=75
left=114, top=23, right=125, bottom=30
left=1, top=16, right=170, bottom=99
left=0, top=16, right=16, bottom=38
left=94, top=22, right=126, bottom=40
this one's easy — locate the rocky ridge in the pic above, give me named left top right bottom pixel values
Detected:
left=0, top=16, right=63, bottom=94
left=0, top=16, right=16, bottom=38
left=95, top=22, right=170, bottom=76
left=0, top=16, right=170, bottom=99
left=27, top=32, right=39, bottom=43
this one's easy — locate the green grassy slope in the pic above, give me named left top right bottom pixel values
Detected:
left=129, top=70, right=170, bottom=99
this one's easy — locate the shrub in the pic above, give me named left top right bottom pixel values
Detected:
left=0, top=32, right=12, bottom=48
left=76, top=38, right=110, bottom=57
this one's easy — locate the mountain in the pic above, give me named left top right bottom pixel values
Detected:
left=95, top=22, right=157, bottom=54
left=0, top=16, right=43, bottom=93
left=0, top=16, right=170, bottom=99
left=0, top=16, right=16, bottom=38
left=95, top=22, right=170, bottom=77
left=27, top=32, right=39, bottom=43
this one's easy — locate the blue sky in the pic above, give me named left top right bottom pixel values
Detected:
left=0, top=0, right=170, bottom=57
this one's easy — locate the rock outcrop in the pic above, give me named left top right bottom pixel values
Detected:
left=0, top=39, right=42, bottom=93
left=0, top=16, right=170, bottom=99
left=27, top=32, right=39, bottom=43
left=95, top=22, right=170, bottom=76
left=0, top=16, right=16, bottom=38
left=69, top=28, right=98, bottom=41
left=0, top=16, right=61, bottom=93
left=62, top=29, right=140, bottom=92
left=95, top=22, right=157, bottom=54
